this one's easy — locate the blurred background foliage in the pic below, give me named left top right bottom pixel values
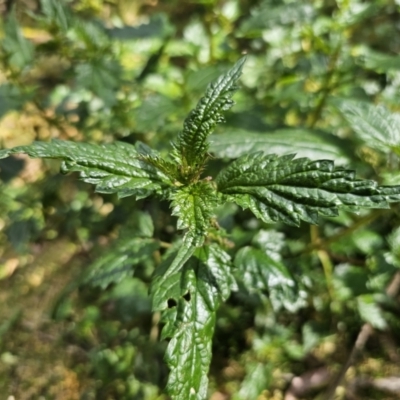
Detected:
left=1, top=0, right=400, bottom=399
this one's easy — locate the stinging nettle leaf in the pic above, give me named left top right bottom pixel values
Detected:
left=170, top=181, right=219, bottom=247
left=209, top=128, right=351, bottom=164
left=338, top=100, right=400, bottom=155
left=173, top=57, right=246, bottom=172
left=0, top=140, right=173, bottom=200
left=216, top=152, right=400, bottom=226
left=155, top=245, right=234, bottom=400
left=84, top=237, right=159, bottom=289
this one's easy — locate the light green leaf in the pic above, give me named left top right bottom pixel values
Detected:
left=357, top=294, right=387, bottom=330
left=339, top=101, right=400, bottom=154
left=84, top=237, right=159, bottom=289
left=173, top=57, right=246, bottom=174
left=0, top=140, right=173, bottom=199
left=170, top=181, right=219, bottom=246
left=155, top=246, right=234, bottom=400
left=210, top=129, right=350, bottom=164
left=216, top=152, right=400, bottom=226
left=358, top=47, right=400, bottom=73
left=385, top=227, right=400, bottom=268
left=236, top=363, right=272, bottom=400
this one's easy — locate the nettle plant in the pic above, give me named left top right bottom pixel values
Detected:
left=2, top=57, right=400, bottom=399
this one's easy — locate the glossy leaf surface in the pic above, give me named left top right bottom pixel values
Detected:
left=0, top=140, right=173, bottom=199
left=170, top=181, right=219, bottom=246
left=216, top=152, right=400, bottom=226
left=173, top=57, right=246, bottom=173
left=154, top=245, right=234, bottom=400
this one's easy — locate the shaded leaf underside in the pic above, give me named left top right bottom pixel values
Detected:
left=216, top=152, right=400, bottom=226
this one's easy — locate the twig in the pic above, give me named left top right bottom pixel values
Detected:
left=324, top=271, right=400, bottom=400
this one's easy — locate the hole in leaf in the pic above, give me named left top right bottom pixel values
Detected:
left=183, top=291, right=191, bottom=302
left=167, top=298, right=177, bottom=308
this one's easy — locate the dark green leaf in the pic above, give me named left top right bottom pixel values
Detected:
left=75, top=58, right=121, bottom=106
left=84, top=237, right=159, bottom=289
left=2, top=11, right=34, bottom=69
left=0, top=84, right=33, bottom=119
left=39, top=0, right=71, bottom=32
left=154, top=245, right=234, bottom=400
left=0, top=140, right=173, bottom=199
left=173, top=57, right=246, bottom=172
left=216, top=152, right=400, bottom=226
left=209, top=129, right=350, bottom=164
left=151, top=236, right=197, bottom=311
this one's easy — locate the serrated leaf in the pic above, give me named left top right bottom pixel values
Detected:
left=216, top=152, right=400, bottom=226
left=154, top=245, right=234, bottom=400
left=39, top=0, right=71, bottom=32
left=234, top=245, right=304, bottom=312
left=84, top=237, right=159, bottom=289
left=357, top=294, right=387, bottom=330
left=151, top=236, right=197, bottom=311
left=75, top=58, right=121, bottom=106
left=2, top=11, right=34, bottom=69
left=209, top=129, right=350, bottom=164
left=339, top=101, right=400, bottom=154
left=170, top=181, right=219, bottom=246
left=173, top=57, right=246, bottom=173
left=0, top=140, right=173, bottom=199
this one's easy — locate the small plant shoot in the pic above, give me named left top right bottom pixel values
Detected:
left=2, top=57, right=400, bottom=400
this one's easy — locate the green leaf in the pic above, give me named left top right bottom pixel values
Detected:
left=2, top=11, right=34, bottom=69
left=39, top=0, right=72, bottom=32
left=385, top=227, right=400, bottom=268
left=234, top=229, right=303, bottom=313
left=75, top=58, right=121, bottom=106
left=209, top=129, right=351, bottom=164
left=151, top=237, right=197, bottom=311
left=0, top=84, right=33, bottom=118
left=0, top=140, right=173, bottom=199
left=216, top=152, right=400, bottom=226
left=237, top=363, right=272, bottom=400
left=173, top=57, right=246, bottom=174
left=170, top=181, right=219, bottom=246
left=357, top=294, right=387, bottom=330
left=84, top=237, right=159, bottom=289
left=154, top=245, right=234, bottom=400
left=358, top=47, right=400, bottom=73
left=338, top=101, right=400, bottom=154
